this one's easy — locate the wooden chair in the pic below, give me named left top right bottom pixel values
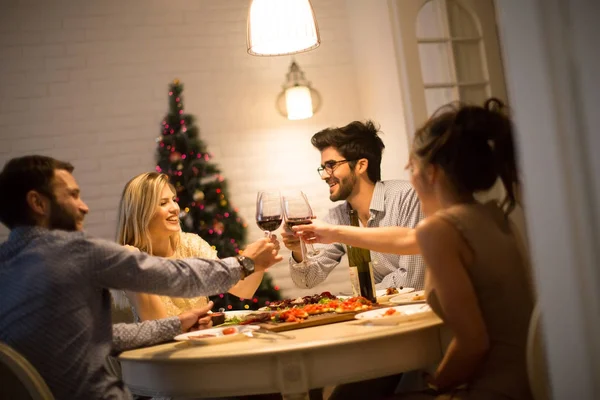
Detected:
left=527, top=304, right=552, bottom=400
left=0, top=342, right=54, bottom=400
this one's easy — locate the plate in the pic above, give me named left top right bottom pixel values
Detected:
left=376, top=287, right=414, bottom=303
left=354, top=304, right=432, bottom=325
left=174, top=325, right=259, bottom=345
left=339, top=288, right=414, bottom=303
left=389, top=290, right=426, bottom=305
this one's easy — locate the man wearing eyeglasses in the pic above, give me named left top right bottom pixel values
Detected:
left=282, top=120, right=426, bottom=292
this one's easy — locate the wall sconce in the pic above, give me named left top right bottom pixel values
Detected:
left=276, top=61, right=321, bottom=120
left=247, top=0, right=321, bottom=56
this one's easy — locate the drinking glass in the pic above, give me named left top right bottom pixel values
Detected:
left=282, top=191, right=321, bottom=260
left=256, top=191, right=283, bottom=238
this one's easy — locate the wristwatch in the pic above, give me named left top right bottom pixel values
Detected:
left=236, top=255, right=255, bottom=279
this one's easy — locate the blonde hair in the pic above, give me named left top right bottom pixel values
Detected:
left=116, top=172, right=179, bottom=255
left=112, top=172, right=180, bottom=310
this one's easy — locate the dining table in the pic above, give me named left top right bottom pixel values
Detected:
left=119, top=311, right=445, bottom=399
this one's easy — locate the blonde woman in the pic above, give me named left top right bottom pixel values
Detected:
left=112, top=172, right=267, bottom=321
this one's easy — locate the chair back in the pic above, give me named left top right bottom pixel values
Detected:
left=0, top=342, right=54, bottom=400
left=527, top=303, right=552, bottom=400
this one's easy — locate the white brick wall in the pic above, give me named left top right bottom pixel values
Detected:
left=0, top=0, right=409, bottom=298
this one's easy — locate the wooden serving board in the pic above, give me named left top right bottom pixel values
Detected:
left=257, top=305, right=389, bottom=332
left=256, top=312, right=358, bottom=332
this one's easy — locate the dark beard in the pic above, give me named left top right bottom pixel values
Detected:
left=330, top=172, right=357, bottom=202
left=48, top=199, right=78, bottom=231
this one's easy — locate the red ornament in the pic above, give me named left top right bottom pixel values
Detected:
left=169, top=151, right=182, bottom=163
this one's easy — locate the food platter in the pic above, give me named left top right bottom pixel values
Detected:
left=211, top=292, right=378, bottom=332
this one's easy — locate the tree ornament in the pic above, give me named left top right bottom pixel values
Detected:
left=193, top=190, right=205, bottom=202
left=176, top=163, right=184, bottom=171
left=213, top=221, right=225, bottom=235
left=183, top=214, right=193, bottom=230
left=169, top=151, right=182, bottom=163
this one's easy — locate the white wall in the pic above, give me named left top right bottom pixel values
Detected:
left=0, top=0, right=378, bottom=298
left=345, top=0, right=411, bottom=181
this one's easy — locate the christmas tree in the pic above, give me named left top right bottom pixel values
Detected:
left=155, top=79, right=281, bottom=311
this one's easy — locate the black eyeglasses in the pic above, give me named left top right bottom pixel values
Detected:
left=317, top=159, right=356, bottom=176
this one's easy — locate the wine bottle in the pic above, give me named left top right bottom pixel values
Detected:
left=347, top=209, right=377, bottom=303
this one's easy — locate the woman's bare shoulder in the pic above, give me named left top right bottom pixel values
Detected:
left=416, top=215, right=465, bottom=253
left=416, top=214, right=456, bottom=237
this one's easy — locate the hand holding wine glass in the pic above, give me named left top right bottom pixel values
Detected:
left=282, top=191, right=321, bottom=261
left=256, top=191, right=283, bottom=238
left=290, top=218, right=338, bottom=245
left=241, top=236, right=283, bottom=271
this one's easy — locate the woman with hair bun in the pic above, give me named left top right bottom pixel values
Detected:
left=294, top=99, right=534, bottom=400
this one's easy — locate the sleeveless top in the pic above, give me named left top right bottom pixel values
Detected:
left=426, top=202, right=534, bottom=400
left=112, top=232, right=218, bottom=321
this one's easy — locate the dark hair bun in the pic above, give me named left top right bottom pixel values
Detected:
left=413, top=97, right=518, bottom=214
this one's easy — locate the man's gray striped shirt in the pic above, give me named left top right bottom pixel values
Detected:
left=290, top=180, right=426, bottom=291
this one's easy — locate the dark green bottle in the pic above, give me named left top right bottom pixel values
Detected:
left=347, top=209, right=377, bottom=303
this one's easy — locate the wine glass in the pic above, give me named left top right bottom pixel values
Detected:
left=282, top=191, right=321, bottom=260
left=256, top=191, right=283, bottom=238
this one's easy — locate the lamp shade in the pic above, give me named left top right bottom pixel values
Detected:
left=247, top=0, right=320, bottom=56
left=285, top=86, right=314, bottom=120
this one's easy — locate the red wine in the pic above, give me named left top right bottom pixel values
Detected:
left=285, top=217, right=312, bottom=231
left=257, top=216, right=282, bottom=232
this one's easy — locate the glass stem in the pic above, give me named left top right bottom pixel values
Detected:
left=304, top=242, right=318, bottom=258
left=299, top=240, right=308, bottom=262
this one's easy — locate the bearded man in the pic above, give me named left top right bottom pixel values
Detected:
left=282, top=120, right=426, bottom=291
left=0, top=155, right=281, bottom=400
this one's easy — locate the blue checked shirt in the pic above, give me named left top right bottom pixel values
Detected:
left=0, top=227, right=241, bottom=400
left=289, top=180, right=426, bottom=290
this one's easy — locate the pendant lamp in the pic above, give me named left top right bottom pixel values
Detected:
left=247, top=0, right=321, bottom=56
left=276, top=60, right=321, bottom=120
